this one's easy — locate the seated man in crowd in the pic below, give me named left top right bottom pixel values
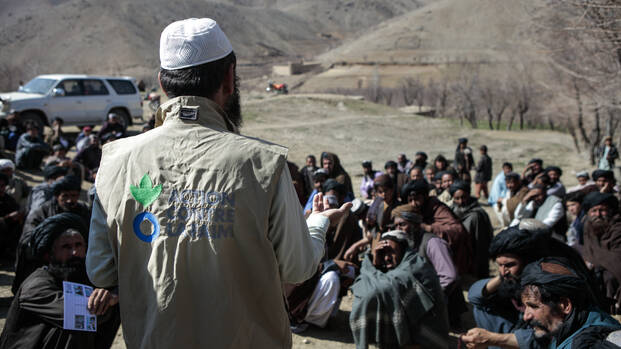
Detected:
left=519, top=257, right=621, bottom=348
left=15, top=120, right=51, bottom=170
left=322, top=180, right=361, bottom=261
left=384, top=160, right=408, bottom=201
left=0, top=173, right=23, bottom=259
left=321, top=152, right=354, bottom=196
left=0, top=159, right=29, bottom=210
left=565, top=191, right=586, bottom=253
left=299, top=155, right=318, bottom=200
left=450, top=181, right=494, bottom=279
left=414, top=151, right=428, bottom=169
left=0, top=213, right=120, bottom=348
left=545, top=166, right=566, bottom=198
left=396, top=153, right=413, bottom=174
left=304, top=168, right=328, bottom=216
left=522, top=158, right=544, bottom=186
left=390, top=205, right=456, bottom=290
left=288, top=194, right=358, bottom=333
left=1, top=109, right=24, bottom=151
left=582, top=191, right=621, bottom=315
left=349, top=230, right=449, bottom=349
left=567, top=170, right=592, bottom=193
left=359, top=160, right=380, bottom=201
left=511, top=185, right=566, bottom=240
left=592, top=169, right=618, bottom=194
left=97, top=112, right=125, bottom=140
left=75, top=125, right=94, bottom=152
left=435, top=171, right=456, bottom=206
left=494, top=172, right=528, bottom=227
left=44, top=117, right=71, bottom=150
left=44, top=144, right=84, bottom=180
left=463, top=222, right=594, bottom=349
left=488, top=162, right=513, bottom=207
left=400, top=179, right=472, bottom=274
left=408, top=165, right=424, bottom=182
left=391, top=204, right=465, bottom=329
left=345, top=175, right=399, bottom=256
left=25, top=165, right=68, bottom=216
left=74, top=135, right=102, bottom=182
left=14, top=175, right=90, bottom=293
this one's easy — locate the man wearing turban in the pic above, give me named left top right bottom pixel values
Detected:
left=1, top=213, right=121, bottom=348
left=463, top=222, right=593, bottom=348
left=519, top=257, right=620, bottom=348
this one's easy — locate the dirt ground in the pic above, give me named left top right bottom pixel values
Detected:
left=0, top=93, right=591, bottom=348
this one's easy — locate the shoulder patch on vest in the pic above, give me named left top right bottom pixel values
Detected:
left=179, top=106, right=199, bottom=120
left=130, top=173, right=162, bottom=207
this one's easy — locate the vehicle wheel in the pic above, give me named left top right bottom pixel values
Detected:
left=111, top=109, right=130, bottom=131
left=20, top=111, right=46, bottom=133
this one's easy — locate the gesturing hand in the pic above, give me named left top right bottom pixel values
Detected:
left=312, top=193, right=352, bottom=227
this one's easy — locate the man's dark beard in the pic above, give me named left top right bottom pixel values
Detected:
left=586, top=215, right=611, bottom=237
left=497, top=274, right=522, bottom=302
left=223, top=74, right=242, bottom=129
left=48, top=256, right=89, bottom=284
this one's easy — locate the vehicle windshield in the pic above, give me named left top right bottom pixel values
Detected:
left=21, top=78, right=57, bottom=94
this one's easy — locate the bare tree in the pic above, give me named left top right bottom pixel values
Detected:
left=479, top=80, right=509, bottom=130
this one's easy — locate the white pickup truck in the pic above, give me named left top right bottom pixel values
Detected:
left=0, top=74, right=144, bottom=129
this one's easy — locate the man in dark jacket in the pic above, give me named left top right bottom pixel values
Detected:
left=474, top=145, right=492, bottom=199
left=519, top=257, right=620, bottom=348
left=1, top=213, right=120, bottom=349
left=450, top=180, right=494, bottom=279
left=14, top=175, right=90, bottom=293
left=582, top=192, right=621, bottom=315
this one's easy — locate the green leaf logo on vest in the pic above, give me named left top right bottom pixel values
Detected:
left=131, top=173, right=162, bottom=243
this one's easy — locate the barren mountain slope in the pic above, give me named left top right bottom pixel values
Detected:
left=0, top=0, right=429, bottom=87
left=318, top=0, right=538, bottom=64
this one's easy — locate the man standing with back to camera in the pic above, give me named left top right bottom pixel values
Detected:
left=86, top=18, right=350, bottom=348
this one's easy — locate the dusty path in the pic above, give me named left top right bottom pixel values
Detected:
left=0, top=94, right=591, bottom=348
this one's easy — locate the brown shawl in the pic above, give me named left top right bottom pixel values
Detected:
left=583, top=214, right=621, bottom=312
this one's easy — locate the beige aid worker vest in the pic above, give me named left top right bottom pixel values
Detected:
left=94, top=96, right=296, bottom=348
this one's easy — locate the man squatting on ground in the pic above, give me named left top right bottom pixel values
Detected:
left=86, top=18, right=350, bottom=348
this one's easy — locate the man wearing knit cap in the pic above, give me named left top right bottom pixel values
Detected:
left=86, top=18, right=350, bottom=348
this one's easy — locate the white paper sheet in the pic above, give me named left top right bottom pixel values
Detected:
left=63, top=281, right=97, bottom=332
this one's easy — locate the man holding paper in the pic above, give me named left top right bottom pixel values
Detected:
left=0, top=213, right=120, bottom=349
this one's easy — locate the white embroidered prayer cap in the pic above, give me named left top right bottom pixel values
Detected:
left=160, top=18, right=233, bottom=70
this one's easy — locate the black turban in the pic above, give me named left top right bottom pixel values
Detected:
left=489, top=226, right=550, bottom=262
left=505, top=172, right=520, bottom=182
left=458, top=137, right=468, bottom=144
left=52, top=175, right=81, bottom=196
left=415, top=151, right=427, bottom=158
left=545, top=166, right=562, bottom=177
left=31, top=212, right=88, bottom=258
left=400, top=180, right=430, bottom=202
left=43, top=165, right=68, bottom=181
left=581, top=192, right=619, bottom=213
left=322, top=178, right=346, bottom=196
left=592, top=169, right=615, bottom=181
left=384, top=160, right=397, bottom=169
left=449, top=180, right=470, bottom=196
left=529, top=158, right=543, bottom=165
left=520, top=257, right=588, bottom=304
